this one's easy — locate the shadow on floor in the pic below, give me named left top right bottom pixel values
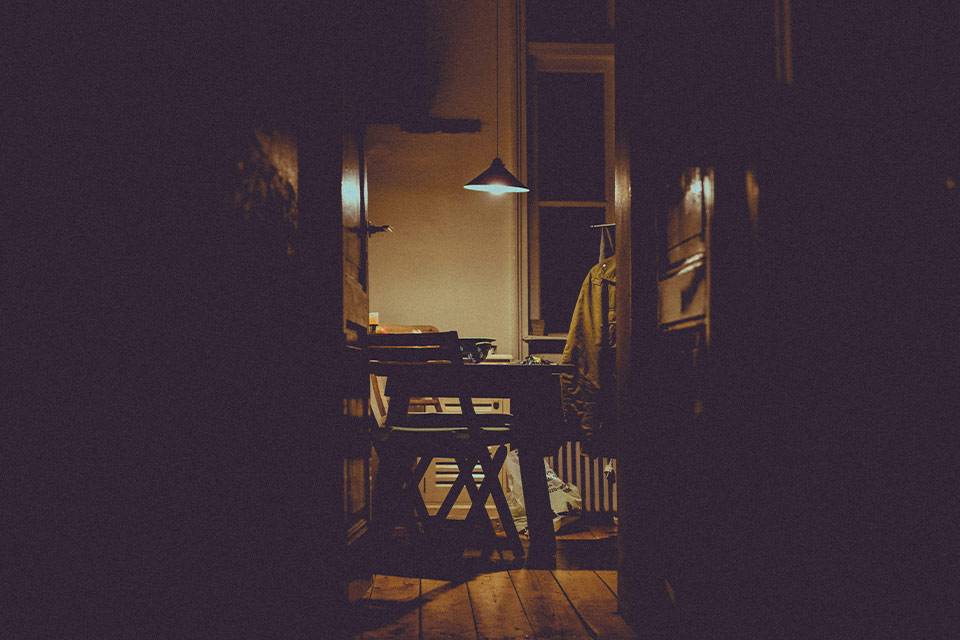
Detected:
left=369, top=516, right=618, bottom=579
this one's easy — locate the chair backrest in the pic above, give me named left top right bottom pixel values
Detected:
left=366, top=330, right=462, bottom=366
left=368, top=325, right=443, bottom=423
left=377, top=324, right=440, bottom=335
left=366, top=331, right=483, bottom=430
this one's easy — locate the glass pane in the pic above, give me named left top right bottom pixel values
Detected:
left=537, top=72, right=605, bottom=202
left=538, top=207, right=607, bottom=334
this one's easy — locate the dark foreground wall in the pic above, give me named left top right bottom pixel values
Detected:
left=7, top=3, right=359, bottom=638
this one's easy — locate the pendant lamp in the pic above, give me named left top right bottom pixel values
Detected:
left=464, top=0, right=528, bottom=194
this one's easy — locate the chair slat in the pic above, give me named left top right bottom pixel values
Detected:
left=366, top=330, right=460, bottom=348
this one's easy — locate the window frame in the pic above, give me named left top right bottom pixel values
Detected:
left=522, top=42, right=615, bottom=345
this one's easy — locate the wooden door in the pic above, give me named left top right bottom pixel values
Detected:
left=340, top=125, right=374, bottom=601
left=615, top=3, right=960, bottom=637
left=613, top=3, right=774, bottom=636
left=64, top=2, right=383, bottom=636
left=332, top=0, right=378, bottom=606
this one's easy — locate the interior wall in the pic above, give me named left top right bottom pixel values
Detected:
left=365, top=0, right=523, bottom=357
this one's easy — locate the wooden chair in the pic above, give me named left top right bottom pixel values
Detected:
left=366, top=330, right=523, bottom=560
left=369, top=324, right=442, bottom=421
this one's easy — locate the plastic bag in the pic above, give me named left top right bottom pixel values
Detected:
left=504, top=449, right=582, bottom=535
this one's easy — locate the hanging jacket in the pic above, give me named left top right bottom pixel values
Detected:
left=560, top=256, right=616, bottom=457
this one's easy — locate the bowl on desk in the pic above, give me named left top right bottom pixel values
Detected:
left=458, top=338, right=496, bottom=363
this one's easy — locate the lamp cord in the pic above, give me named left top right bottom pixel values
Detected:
left=495, top=0, right=499, bottom=158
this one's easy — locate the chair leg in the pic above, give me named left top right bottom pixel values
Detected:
left=407, top=456, right=434, bottom=533
left=370, top=449, right=411, bottom=543
left=454, top=446, right=524, bottom=559
left=474, top=446, right=524, bottom=558
left=459, top=458, right=501, bottom=551
left=372, top=451, right=434, bottom=540
left=469, top=446, right=507, bottom=517
left=436, top=463, right=471, bottom=520
left=401, top=446, right=524, bottom=561
left=390, top=455, right=429, bottom=533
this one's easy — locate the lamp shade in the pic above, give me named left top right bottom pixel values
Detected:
left=463, top=157, right=529, bottom=194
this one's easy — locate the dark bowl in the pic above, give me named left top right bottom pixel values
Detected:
left=458, top=338, right=495, bottom=362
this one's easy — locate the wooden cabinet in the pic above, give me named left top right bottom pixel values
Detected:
left=657, top=167, right=710, bottom=332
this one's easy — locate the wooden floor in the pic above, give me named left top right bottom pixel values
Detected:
left=349, top=522, right=638, bottom=639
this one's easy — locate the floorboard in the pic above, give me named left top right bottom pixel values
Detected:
left=421, top=578, right=477, bottom=640
left=554, top=570, right=637, bottom=639
left=468, top=571, right=536, bottom=640
left=596, top=569, right=618, bottom=596
left=556, top=526, right=599, bottom=540
left=354, top=522, right=636, bottom=639
left=589, top=523, right=617, bottom=539
left=361, top=575, right=420, bottom=640
left=509, top=570, right=592, bottom=640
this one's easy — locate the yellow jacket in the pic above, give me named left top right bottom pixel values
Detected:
left=560, top=256, right=616, bottom=457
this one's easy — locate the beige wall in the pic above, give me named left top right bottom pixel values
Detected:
left=365, top=0, right=524, bottom=357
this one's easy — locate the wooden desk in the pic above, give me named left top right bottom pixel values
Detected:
left=375, top=361, right=573, bottom=568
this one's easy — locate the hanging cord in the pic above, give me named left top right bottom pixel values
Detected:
left=495, top=0, right=499, bottom=158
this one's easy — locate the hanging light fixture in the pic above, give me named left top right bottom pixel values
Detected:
left=464, top=0, right=529, bottom=194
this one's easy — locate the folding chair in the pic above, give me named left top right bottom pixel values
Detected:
left=366, top=330, right=523, bottom=560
